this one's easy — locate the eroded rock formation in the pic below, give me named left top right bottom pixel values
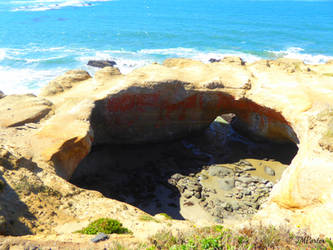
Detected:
left=0, top=57, right=333, bottom=238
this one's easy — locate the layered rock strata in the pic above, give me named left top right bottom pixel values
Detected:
left=0, top=58, right=332, bottom=238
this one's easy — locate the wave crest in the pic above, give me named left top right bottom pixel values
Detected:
left=267, top=47, right=333, bottom=64
left=11, top=0, right=111, bottom=12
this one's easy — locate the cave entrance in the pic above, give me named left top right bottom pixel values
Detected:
left=70, top=115, right=298, bottom=223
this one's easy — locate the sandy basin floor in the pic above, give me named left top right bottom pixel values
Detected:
left=70, top=117, right=297, bottom=225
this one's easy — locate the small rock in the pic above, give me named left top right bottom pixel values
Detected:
left=243, top=190, right=252, bottom=196
left=208, top=166, right=233, bottom=178
left=199, top=201, right=208, bottom=207
left=264, top=166, right=275, bottom=176
left=91, top=232, right=109, bottom=243
left=237, top=176, right=255, bottom=184
left=168, top=173, right=185, bottom=186
left=183, top=190, right=193, bottom=199
left=199, top=174, right=208, bottom=180
left=212, top=207, right=224, bottom=218
left=215, top=218, right=223, bottom=223
left=194, top=192, right=201, bottom=199
left=223, top=202, right=233, bottom=212
left=237, top=160, right=253, bottom=167
left=218, top=178, right=235, bottom=191
left=231, top=202, right=241, bottom=211
left=244, top=167, right=256, bottom=171
left=266, top=182, right=273, bottom=188
left=209, top=58, right=221, bottom=63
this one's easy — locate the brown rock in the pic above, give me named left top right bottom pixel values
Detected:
left=39, top=70, right=91, bottom=96
left=0, top=94, right=53, bottom=128
left=94, top=66, right=122, bottom=84
left=0, top=57, right=332, bottom=238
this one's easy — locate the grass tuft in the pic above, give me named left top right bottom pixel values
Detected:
left=139, top=215, right=159, bottom=223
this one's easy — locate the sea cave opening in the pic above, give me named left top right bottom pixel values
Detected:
left=70, top=114, right=298, bottom=224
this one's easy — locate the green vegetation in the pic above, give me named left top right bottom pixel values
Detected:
left=14, top=176, right=61, bottom=197
left=145, top=225, right=332, bottom=250
left=157, top=213, right=173, bottom=220
left=77, top=218, right=131, bottom=235
left=139, top=215, right=159, bottom=223
left=326, top=238, right=333, bottom=250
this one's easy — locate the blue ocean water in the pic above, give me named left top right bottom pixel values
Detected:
left=0, top=0, right=332, bottom=94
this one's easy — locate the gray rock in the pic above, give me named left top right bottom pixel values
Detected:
left=237, top=176, right=255, bottom=184
left=199, top=174, right=208, bottom=180
left=230, top=202, right=241, bottom=211
left=183, top=190, right=193, bottom=199
left=212, top=207, right=224, bottom=218
left=187, top=182, right=202, bottom=193
left=236, top=160, right=253, bottom=167
left=264, top=166, right=275, bottom=176
left=215, top=217, right=223, bottom=224
left=218, top=178, right=235, bottom=191
left=194, top=192, right=201, bottom=199
left=244, top=167, right=256, bottom=171
left=91, top=232, right=109, bottom=243
left=243, top=190, right=252, bottom=196
left=0, top=91, right=4, bottom=99
left=87, top=60, right=116, bottom=68
left=168, top=173, right=185, bottom=186
left=208, top=166, right=233, bottom=178
left=222, top=202, right=233, bottom=212
left=266, top=182, right=273, bottom=188
left=209, top=58, right=221, bottom=63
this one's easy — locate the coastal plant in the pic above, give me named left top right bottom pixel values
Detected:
left=77, top=218, right=131, bottom=235
left=326, top=238, right=333, bottom=250
left=147, top=224, right=331, bottom=249
left=157, top=213, right=173, bottom=220
left=139, top=215, right=159, bottom=222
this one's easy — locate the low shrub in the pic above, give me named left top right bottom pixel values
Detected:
left=77, top=218, right=131, bottom=235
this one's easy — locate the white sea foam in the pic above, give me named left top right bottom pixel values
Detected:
left=11, top=0, right=111, bottom=12
left=0, top=66, right=66, bottom=95
left=80, top=47, right=263, bottom=75
left=0, top=49, right=6, bottom=61
left=138, top=47, right=262, bottom=63
left=267, top=47, right=333, bottom=64
left=1, top=46, right=332, bottom=95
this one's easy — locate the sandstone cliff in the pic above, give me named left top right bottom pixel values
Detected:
left=0, top=58, right=333, bottom=242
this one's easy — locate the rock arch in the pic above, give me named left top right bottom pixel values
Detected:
left=28, top=58, right=333, bottom=236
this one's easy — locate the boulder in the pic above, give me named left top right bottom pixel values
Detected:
left=87, top=60, right=117, bottom=68
left=39, top=70, right=91, bottom=97
left=0, top=90, right=4, bottom=99
left=221, top=56, right=246, bottom=66
left=0, top=94, right=53, bottom=128
left=94, top=66, right=122, bottom=84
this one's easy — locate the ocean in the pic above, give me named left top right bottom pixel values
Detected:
left=0, top=0, right=332, bottom=94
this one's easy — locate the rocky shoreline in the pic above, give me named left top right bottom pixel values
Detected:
left=0, top=57, right=333, bottom=245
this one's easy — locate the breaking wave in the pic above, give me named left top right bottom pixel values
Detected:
left=10, top=0, right=111, bottom=12
left=267, top=47, right=333, bottom=64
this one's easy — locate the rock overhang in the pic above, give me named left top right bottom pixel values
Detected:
left=1, top=57, right=333, bottom=237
